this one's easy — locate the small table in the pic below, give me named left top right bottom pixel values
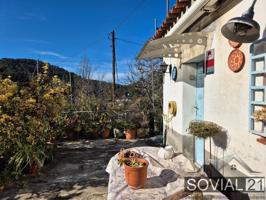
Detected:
left=106, top=146, right=204, bottom=200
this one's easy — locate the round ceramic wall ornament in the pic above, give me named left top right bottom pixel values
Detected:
left=228, top=40, right=242, bottom=48
left=228, top=49, right=245, bottom=72
left=172, top=66, right=177, bottom=81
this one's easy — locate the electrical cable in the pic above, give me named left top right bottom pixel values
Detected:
left=113, top=0, right=147, bottom=31
left=116, top=37, right=144, bottom=46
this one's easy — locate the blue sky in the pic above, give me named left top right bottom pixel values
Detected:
left=0, top=0, right=174, bottom=82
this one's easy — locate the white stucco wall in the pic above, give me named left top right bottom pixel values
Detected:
left=163, top=67, right=184, bottom=135
left=163, top=0, right=266, bottom=178
left=203, top=0, right=266, bottom=176
left=163, top=59, right=197, bottom=156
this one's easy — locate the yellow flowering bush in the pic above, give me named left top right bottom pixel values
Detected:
left=0, top=63, right=69, bottom=182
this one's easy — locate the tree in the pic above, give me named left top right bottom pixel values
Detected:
left=79, top=56, right=93, bottom=80
left=127, top=59, right=163, bottom=136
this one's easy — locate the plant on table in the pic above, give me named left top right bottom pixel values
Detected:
left=118, top=149, right=148, bottom=189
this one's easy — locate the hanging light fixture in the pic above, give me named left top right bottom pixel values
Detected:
left=221, top=0, right=260, bottom=43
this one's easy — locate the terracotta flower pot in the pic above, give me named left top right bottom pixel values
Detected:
left=124, top=129, right=137, bottom=140
left=102, top=128, right=110, bottom=138
left=124, top=158, right=149, bottom=189
left=30, top=162, right=39, bottom=176
left=0, top=185, right=4, bottom=193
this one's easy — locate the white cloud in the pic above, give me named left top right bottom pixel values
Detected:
left=35, top=50, right=68, bottom=59
left=18, top=13, right=46, bottom=21
left=24, top=39, right=51, bottom=45
left=117, top=58, right=134, bottom=66
left=92, top=71, right=128, bottom=83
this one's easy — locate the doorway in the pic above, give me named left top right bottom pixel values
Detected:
left=195, top=62, right=205, bottom=166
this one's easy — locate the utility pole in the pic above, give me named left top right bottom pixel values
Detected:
left=69, top=71, right=73, bottom=105
left=36, top=59, right=39, bottom=75
left=111, top=30, right=116, bottom=103
left=166, top=0, right=169, bottom=16
left=154, top=18, right=157, bottom=34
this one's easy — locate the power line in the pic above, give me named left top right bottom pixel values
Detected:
left=114, top=0, right=147, bottom=31
left=116, top=37, right=144, bottom=46
left=50, top=34, right=107, bottom=64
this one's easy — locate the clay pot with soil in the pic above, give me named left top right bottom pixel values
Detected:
left=124, top=129, right=137, bottom=140
left=0, top=185, right=4, bottom=193
left=118, top=149, right=148, bottom=189
left=124, top=158, right=149, bottom=189
left=101, top=128, right=110, bottom=138
left=30, top=162, right=39, bottom=176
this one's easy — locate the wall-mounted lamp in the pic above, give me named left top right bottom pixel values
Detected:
left=221, top=0, right=260, bottom=43
left=160, top=62, right=172, bottom=74
left=160, top=62, right=168, bottom=73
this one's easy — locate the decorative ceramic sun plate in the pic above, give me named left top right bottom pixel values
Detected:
left=228, top=49, right=245, bottom=72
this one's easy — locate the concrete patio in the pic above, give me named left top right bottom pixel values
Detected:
left=0, top=139, right=152, bottom=200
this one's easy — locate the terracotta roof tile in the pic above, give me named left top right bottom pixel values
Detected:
left=152, top=0, right=191, bottom=40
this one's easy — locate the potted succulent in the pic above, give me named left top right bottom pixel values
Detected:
left=118, top=149, right=149, bottom=189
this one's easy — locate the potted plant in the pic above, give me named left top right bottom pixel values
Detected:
left=187, top=120, right=222, bottom=165
left=188, top=120, right=221, bottom=139
left=99, top=113, right=112, bottom=138
left=254, top=107, right=266, bottom=122
left=253, top=107, right=266, bottom=144
left=123, top=121, right=138, bottom=140
left=0, top=159, right=5, bottom=193
left=253, top=106, right=266, bottom=132
left=0, top=185, right=4, bottom=193
left=101, top=124, right=112, bottom=138
left=9, top=141, right=50, bottom=177
left=118, top=149, right=149, bottom=189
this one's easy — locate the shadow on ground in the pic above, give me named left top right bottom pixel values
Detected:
left=0, top=139, right=150, bottom=200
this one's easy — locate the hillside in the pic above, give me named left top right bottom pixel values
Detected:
left=0, top=58, right=128, bottom=100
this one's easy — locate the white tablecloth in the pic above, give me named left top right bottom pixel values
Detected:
left=106, top=146, right=203, bottom=200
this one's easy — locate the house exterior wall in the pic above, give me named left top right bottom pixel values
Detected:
left=163, top=59, right=196, bottom=159
left=203, top=0, right=266, bottom=176
left=163, top=0, right=266, bottom=178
